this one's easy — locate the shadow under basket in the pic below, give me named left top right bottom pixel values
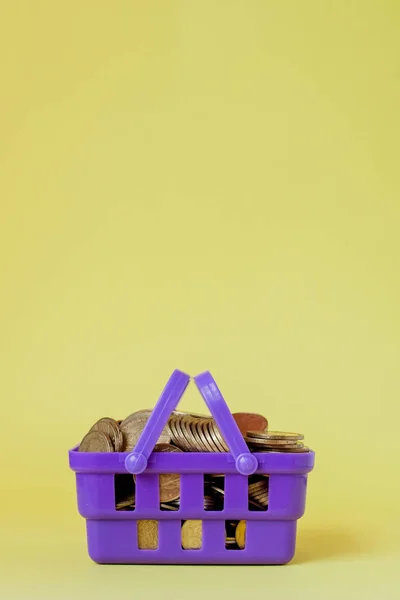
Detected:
left=69, top=370, right=315, bottom=565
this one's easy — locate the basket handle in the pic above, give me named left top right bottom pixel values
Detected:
left=124, top=369, right=190, bottom=475
left=194, top=371, right=258, bottom=476
left=125, top=369, right=258, bottom=476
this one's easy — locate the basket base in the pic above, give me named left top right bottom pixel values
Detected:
left=86, top=518, right=297, bottom=565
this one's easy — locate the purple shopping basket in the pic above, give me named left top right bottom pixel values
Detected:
left=69, top=370, right=315, bottom=565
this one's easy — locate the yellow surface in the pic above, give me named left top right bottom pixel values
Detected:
left=1, top=1, right=399, bottom=598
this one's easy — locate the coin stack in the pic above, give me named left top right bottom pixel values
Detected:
left=244, top=430, right=308, bottom=452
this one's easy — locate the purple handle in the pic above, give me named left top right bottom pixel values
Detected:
left=124, top=370, right=190, bottom=474
left=194, top=372, right=258, bottom=476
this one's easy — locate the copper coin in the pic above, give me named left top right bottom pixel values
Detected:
left=120, top=410, right=171, bottom=451
left=78, top=430, right=114, bottom=452
left=179, top=416, right=199, bottom=451
left=168, top=417, right=187, bottom=451
left=206, top=421, right=226, bottom=452
left=233, top=413, right=268, bottom=435
left=183, top=416, right=205, bottom=452
left=90, top=417, right=124, bottom=452
left=172, top=416, right=192, bottom=451
left=202, top=421, right=219, bottom=452
left=195, top=419, right=215, bottom=452
left=152, top=443, right=182, bottom=502
left=192, top=419, right=208, bottom=452
left=210, top=421, right=229, bottom=452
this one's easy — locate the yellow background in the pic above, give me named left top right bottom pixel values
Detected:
left=1, top=1, right=399, bottom=597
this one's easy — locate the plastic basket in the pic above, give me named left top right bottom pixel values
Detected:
left=69, top=370, right=315, bottom=564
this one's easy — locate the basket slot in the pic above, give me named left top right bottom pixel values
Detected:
left=135, top=474, right=160, bottom=512
left=180, top=474, right=204, bottom=512
left=224, top=474, right=248, bottom=512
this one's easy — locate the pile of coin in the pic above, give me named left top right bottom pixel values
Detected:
left=79, top=409, right=308, bottom=514
left=78, top=408, right=307, bottom=454
left=244, top=430, right=308, bottom=453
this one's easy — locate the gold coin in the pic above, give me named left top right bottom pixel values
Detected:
left=270, top=445, right=310, bottom=453
left=152, top=443, right=183, bottom=502
left=181, top=520, right=202, bottom=549
left=137, top=520, right=158, bottom=549
left=233, top=413, right=268, bottom=435
left=90, top=417, right=124, bottom=451
left=247, top=437, right=300, bottom=446
left=250, top=441, right=306, bottom=451
left=246, top=430, right=304, bottom=440
left=120, top=410, right=171, bottom=451
left=245, top=434, right=297, bottom=443
left=235, top=520, right=246, bottom=549
left=78, top=430, right=114, bottom=452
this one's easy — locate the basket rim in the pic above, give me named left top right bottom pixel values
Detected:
left=69, top=445, right=315, bottom=474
